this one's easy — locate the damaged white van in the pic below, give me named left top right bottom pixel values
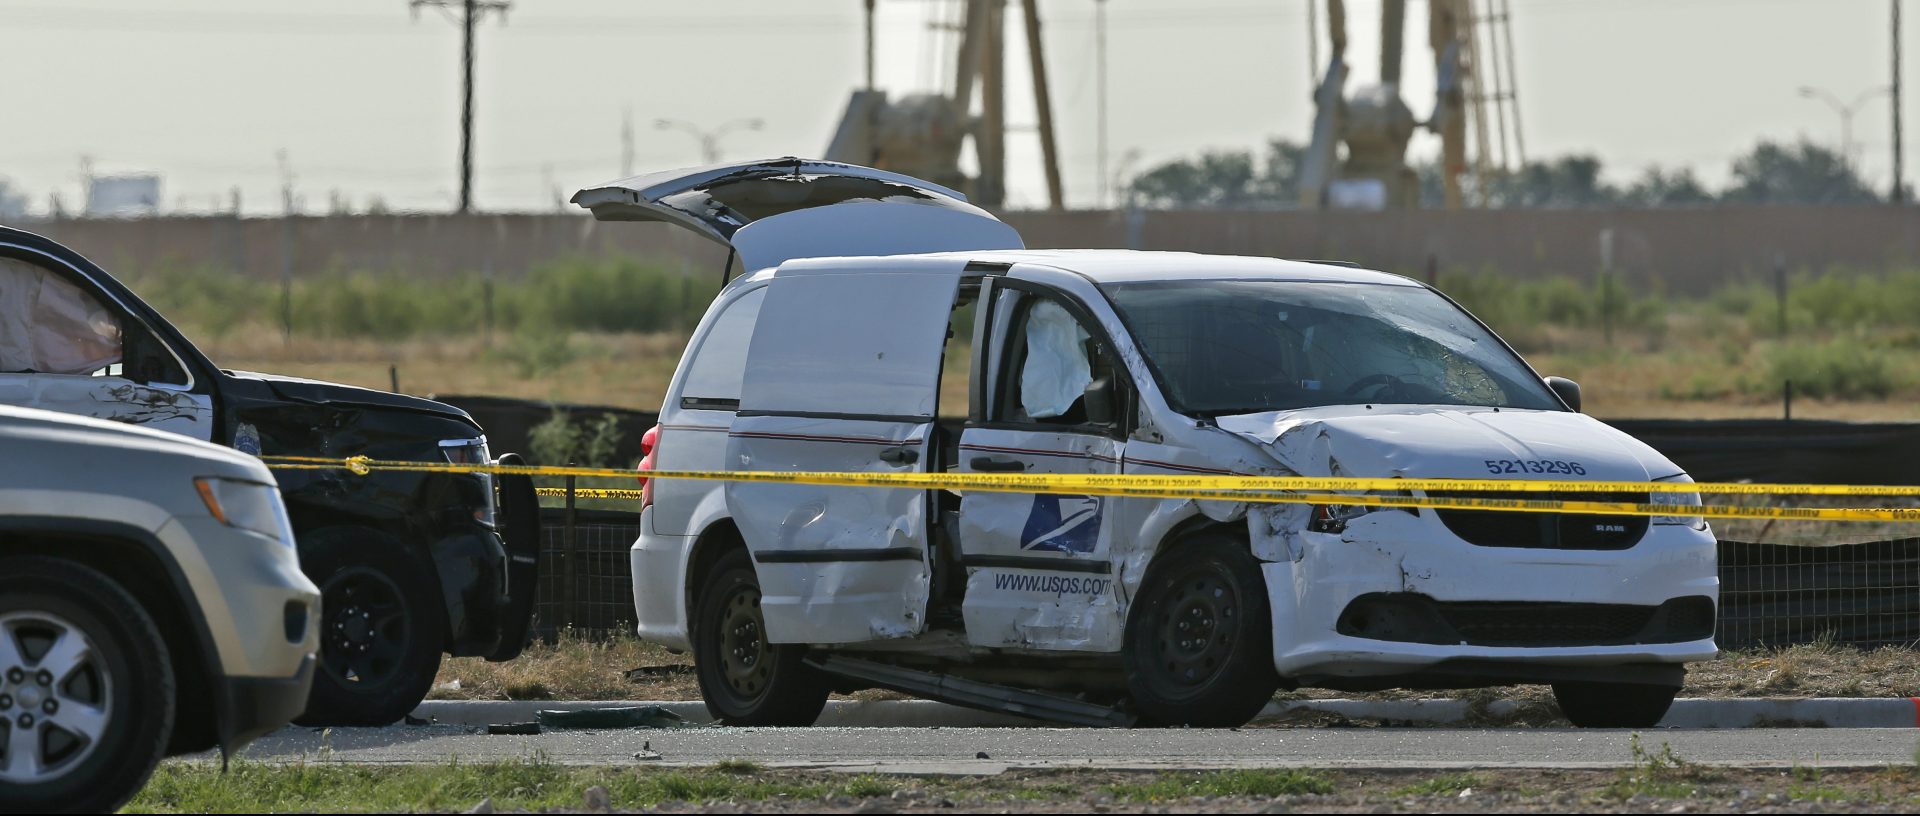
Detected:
left=577, top=159, right=1717, bottom=729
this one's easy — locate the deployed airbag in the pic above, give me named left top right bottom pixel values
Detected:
left=1020, top=300, right=1092, bottom=419
left=0, top=258, right=121, bottom=375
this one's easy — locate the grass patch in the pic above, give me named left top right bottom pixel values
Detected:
left=1600, top=733, right=1716, bottom=801
left=127, top=757, right=843, bottom=813
left=1107, top=768, right=1335, bottom=801
left=431, top=631, right=688, bottom=702
left=1391, top=772, right=1485, bottom=797
left=1788, top=764, right=1850, bottom=802
left=125, top=257, right=709, bottom=341
left=124, top=763, right=1920, bottom=813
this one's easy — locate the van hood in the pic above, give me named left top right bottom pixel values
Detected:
left=571, top=157, right=1023, bottom=272
left=1214, top=406, right=1684, bottom=482
left=225, top=370, right=476, bottom=424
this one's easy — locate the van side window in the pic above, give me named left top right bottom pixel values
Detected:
left=677, top=287, right=765, bottom=410
left=0, top=256, right=123, bottom=376
left=994, top=293, right=1116, bottom=427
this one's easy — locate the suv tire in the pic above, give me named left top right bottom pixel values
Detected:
left=294, top=527, right=444, bottom=727
left=1553, top=681, right=1679, bottom=728
left=692, top=549, right=829, bottom=727
left=0, top=556, right=175, bottom=814
left=1123, top=533, right=1280, bottom=727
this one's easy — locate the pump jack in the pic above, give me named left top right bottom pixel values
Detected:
left=825, top=0, right=1065, bottom=211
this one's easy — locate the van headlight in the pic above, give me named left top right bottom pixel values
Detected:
left=1651, top=474, right=1709, bottom=531
left=1308, top=492, right=1417, bottom=534
left=195, top=477, right=296, bottom=547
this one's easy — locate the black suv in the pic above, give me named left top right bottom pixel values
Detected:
left=0, top=225, right=539, bottom=726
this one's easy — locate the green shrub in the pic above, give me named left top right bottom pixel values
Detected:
left=120, top=257, right=711, bottom=340
left=1762, top=338, right=1902, bottom=399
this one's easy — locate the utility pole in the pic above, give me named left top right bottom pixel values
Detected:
left=1095, top=0, right=1109, bottom=209
left=1895, top=0, right=1906, bottom=202
left=277, top=149, right=295, bottom=345
left=412, top=0, right=510, bottom=213
left=865, top=0, right=878, bottom=91
left=622, top=107, right=635, bottom=177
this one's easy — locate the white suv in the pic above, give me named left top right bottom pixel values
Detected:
left=584, top=160, right=1716, bottom=730
left=0, top=406, right=318, bottom=813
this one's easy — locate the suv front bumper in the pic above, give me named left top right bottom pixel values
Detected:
left=217, top=654, right=317, bottom=751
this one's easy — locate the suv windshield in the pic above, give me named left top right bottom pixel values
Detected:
left=1103, top=279, right=1563, bottom=417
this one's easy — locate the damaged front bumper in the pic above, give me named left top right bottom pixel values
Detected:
left=1265, top=509, right=1719, bottom=687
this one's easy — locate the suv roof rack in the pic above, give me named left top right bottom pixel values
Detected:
left=1293, top=259, right=1362, bottom=268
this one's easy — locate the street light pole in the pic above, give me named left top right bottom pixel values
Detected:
left=1799, top=85, right=1893, bottom=175
left=655, top=118, right=765, bottom=165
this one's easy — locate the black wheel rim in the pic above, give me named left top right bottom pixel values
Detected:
left=716, top=583, right=772, bottom=702
left=320, top=568, right=412, bottom=689
left=1143, top=564, right=1241, bottom=699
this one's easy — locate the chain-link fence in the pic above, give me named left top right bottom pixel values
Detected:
left=533, top=502, right=642, bottom=640
left=1717, top=538, right=1920, bottom=650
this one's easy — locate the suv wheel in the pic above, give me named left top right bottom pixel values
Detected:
left=0, top=557, right=175, bottom=814
left=1123, top=533, right=1280, bottom=727
left=692, top=549, right=828, bottom=727
left=294, top=527, right=444, bottom=727
left=1553, top=681, right=1679, bottom=728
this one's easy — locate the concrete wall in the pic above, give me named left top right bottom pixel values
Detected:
left=18, top=205, right=1920, bottom=294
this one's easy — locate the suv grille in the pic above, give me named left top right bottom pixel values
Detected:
left=1429, top=490, right=1649, bottom=550
left=1337, top=593, right=1716, bottom=647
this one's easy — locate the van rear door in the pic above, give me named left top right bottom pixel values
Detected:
left=570, top=158, right=1023, bottom=272
left=723, top=256, right=966, bottom=644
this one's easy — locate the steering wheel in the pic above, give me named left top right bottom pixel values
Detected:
left=1341, top=373, right=1405, bottom=399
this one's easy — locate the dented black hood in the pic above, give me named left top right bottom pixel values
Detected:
left=225, top=370, right=477, bottom=425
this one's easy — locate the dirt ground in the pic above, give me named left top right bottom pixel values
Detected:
left=433, top=635, right=1920, bottom=712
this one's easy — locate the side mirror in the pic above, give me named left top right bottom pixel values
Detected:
left=1545, top=376, right=1582, bottom=413
left=1082, top=377, right=1116, bottom=426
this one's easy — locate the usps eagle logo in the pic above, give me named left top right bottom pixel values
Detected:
left=1020, top=494, right=1104, bottom=554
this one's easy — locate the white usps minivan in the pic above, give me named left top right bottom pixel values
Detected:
left=578, top=159, right=1717, bottom=729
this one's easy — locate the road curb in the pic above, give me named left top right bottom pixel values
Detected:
left=412, top=697, right=1920, bottom=729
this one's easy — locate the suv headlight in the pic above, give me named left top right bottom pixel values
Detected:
left=195, top=477, right=296, bottom=547
left=1651, top=474, right=1709, bottom=531
left=441, top=437, right=497, bottom=527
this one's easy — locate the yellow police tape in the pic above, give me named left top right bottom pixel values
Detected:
left=258, top=454, right=1920, bottom=524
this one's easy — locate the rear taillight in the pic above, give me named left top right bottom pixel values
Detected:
left=637, top=424, right=660, bottom=510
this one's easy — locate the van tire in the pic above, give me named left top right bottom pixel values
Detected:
left=1552, top=681, right=1679, bottom=728
left=0, top=556, right=175, bottom=815
left=1123, top=533, right=1280, bottom=727
left=693, top=549, right=828, bottom=727
left=294, top=527, right=444, bottom=728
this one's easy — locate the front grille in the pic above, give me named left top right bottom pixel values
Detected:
left=1430, top=490, right=1650, bottom=550
left=1337, top=593, right=1716, bottom=647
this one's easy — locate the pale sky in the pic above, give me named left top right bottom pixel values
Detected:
left=0, top=0, right=1908, bottom=215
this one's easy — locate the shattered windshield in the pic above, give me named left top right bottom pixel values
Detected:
left=1103, top=279, right=1563, bottom=417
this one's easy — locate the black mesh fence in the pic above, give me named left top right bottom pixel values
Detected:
left=533, top=506, right=642, bottom=640
left=1717, top=538, right=1920, bottom=650
left=525, top=490, right=1920, bottom=650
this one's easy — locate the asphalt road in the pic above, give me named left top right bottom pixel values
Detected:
left=235, top=725, right=1920, bottom=773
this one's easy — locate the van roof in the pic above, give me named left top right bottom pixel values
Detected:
left=778, top=249, right=1422, bottom=287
